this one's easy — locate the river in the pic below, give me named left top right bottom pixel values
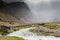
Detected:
left=7, top=27, right=60, bottom=40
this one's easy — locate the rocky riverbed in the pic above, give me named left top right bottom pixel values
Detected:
left=7, top=27, right=60, bottom=40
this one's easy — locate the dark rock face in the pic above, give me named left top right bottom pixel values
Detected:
left=0, top=1, right=33, bottom=23
left=0, top=0, right=7, bottom=11
left=0, top=25, right=11, bottom=35
left=0, top=0, right=7, bottom=7
left=0, top=1, right=32, bottom=22
left=8, top=2, right=25, bottom=7
left=7, top=2, right=30, bottom=17
left=6, top=2, right=33, bottom=23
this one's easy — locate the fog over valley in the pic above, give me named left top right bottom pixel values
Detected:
left=1, top=0, right=60, bottom=23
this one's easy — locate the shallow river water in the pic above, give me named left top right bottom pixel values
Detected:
left=7, top=27, right=60, bottom=40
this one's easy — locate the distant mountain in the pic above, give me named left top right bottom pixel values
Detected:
left=6, top=2, right=33, bottom=23
left=0, top=1, right=33, bottom=24
left=0, top=1, right=26, bottom=24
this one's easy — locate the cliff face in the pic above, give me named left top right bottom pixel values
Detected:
left=0, top=0, right=7, bottom=7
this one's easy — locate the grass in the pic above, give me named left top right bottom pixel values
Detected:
left=0, top=21, right=35, bottom=35
left=29, top=29, right=50, bottom=36
left=0, top=21, right=60, bottom=37
left=0, top=36, right=24, bottom=40
left=29, top=22, right=60, bottom=37
left=29, top=29, right=60, bottom=37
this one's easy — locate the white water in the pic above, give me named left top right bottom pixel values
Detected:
left=7, top=27, right=60, bottom=40
left=8, top=27, right=37, bottom=36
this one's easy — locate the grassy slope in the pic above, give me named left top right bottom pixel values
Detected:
left=0, top=12, right=25, bottom=25
left=0, top=12, right=26, bottom=35
left=0, top=36, right=24, bottom=40
left=29, top=22, right=60, bottom=37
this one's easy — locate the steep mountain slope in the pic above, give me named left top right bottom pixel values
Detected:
left=0, top=0, right=26, bottom=24
left=0, top=12, right=25, bottom=25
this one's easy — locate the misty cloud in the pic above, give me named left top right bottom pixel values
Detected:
left=2, top=0, right=60, bottom=23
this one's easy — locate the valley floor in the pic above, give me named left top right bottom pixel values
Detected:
left=7, top=27, right=60, bottom=40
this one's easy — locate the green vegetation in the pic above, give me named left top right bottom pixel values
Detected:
left=0, top=21, right=36, bottom=35
left=0, top=12, right=26, bottom=35
left=29, top=29, right=55, bottom=36
left=0, top=20, right=60, bottom=37
left=0, top=36, right=24, bottom=40
left=29, top=22, right=60, bottom=37
left=0, top=22, right=60, bottom=36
